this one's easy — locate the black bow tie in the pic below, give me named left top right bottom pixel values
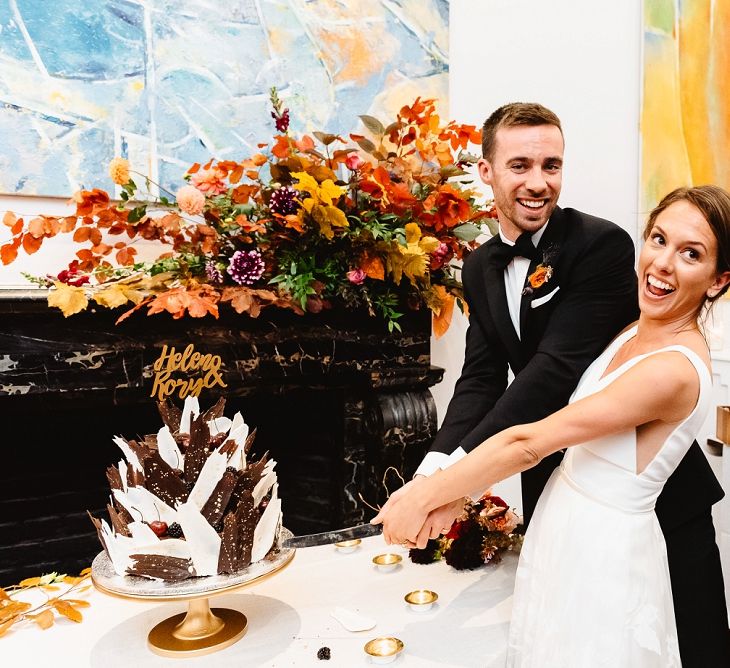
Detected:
left=492, top=232, right=541, bottom=269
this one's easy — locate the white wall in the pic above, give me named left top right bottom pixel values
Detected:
left=432, top=0, right=643, bottom=508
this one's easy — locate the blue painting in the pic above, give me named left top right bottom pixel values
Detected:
left=0, top=0, right=449, bottom=197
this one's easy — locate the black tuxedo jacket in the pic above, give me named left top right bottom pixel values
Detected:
left=430, top=206, right=724, bottom=528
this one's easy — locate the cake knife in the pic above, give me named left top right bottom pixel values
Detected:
left=282, top=523, right=383, bottom=548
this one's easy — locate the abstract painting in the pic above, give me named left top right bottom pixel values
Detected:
left=641, top=0, right=730, bottom=212
left=0, top=0, right=449, bottom=197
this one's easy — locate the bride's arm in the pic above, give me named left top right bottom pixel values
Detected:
left=373, top=351, right=700, bottom=546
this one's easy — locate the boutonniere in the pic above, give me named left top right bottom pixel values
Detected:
left=522, top=244, right=558, bottom=296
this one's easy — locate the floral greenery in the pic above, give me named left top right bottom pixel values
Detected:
left=1, top=91, right=496, bottom=334
left=0, top=569, right=92, bottom=635
left=408, top=495, right=523, bottom=570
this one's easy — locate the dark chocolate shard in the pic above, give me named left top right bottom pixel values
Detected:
left=127, top=554, right=196, bottom=581
left=142, top=434, right=158, bottom=451
left=201, top=469, right=238, bottom=526
left=106, top=465, right=123, bottom=491
left=229, top=453, right=268, bottom=510
left=201, top=397, right=226, bottom=423
left=143, top=452, right=188, bottom=507
left=217, top=511, right=239, bottom=574
left=126, top=464, right=145, bottom=488
left=107, top=503, right=131, bottom=537
left=88, top=512, right=110, bottom=557
left=127, top=438, right=153, bottom=464
left=243, top=427, right=257, bottom=454
left=157, top=400, right=182, bottom=434
left=184, top=413, right=211, bottom=482
left=234, top=491, right=257, bottom=570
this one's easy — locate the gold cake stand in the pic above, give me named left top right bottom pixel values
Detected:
left=91, top=529, right=295, bottom=658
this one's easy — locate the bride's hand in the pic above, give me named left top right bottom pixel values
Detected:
left=371, top=478, right=431, bottom=548
left=423, top=497, right=467, bottom=539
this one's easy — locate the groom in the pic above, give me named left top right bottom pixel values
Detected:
left=415, top=102, right=728, bottom=667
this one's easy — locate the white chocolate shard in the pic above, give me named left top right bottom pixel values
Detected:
left=157, top=425, right=184, bottom=470
left=176, top=501, right=221, bottom=576
left=208, top=416, right=231, bottom=437
left=180, top=396, right=200, bottom=434
left=188, top=449, right=228, bottom=509
left=251, top=484, right=281, bottom=563
left=113, top=486, right=178, bottom=525
left=113, top=436, right=142, bottom=473
left=253, top=460, right=277, bottom=507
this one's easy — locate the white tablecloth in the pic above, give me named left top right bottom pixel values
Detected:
left=2, top=536, right=517, bottom=667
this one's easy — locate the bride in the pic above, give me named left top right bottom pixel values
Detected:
left=372, top=185, right=730, bottom=667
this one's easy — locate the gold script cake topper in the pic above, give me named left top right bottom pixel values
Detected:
left=150, top=344, right=227, bottom=400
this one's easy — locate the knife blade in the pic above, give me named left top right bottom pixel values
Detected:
left=282, top=523, right=383, bottom=548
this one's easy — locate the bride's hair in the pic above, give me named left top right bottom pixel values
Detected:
left=643, top=185, right=730, bottom=310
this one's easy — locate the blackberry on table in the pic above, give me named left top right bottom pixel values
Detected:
left=316, top=647, right=331, bottom=660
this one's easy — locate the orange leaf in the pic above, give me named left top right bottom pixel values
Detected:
left=89, top=228, right=102, bottom=246
left=295, top=135, right=315, bottom=152
left=30, top=609, right=55, bottom=630
left=228, top=165, right=243, bottom=183
left=1, top=243, right=18, bottom=265
left=80, top=567, right=92, bottom=576
left=19, top=577, right=41, bottom=587
left=10, top=217, right=24, bottom=235
left=91, top=243, right=112, bottom=255
left=28, top=217, right=46, bottom=238
left=22, top=233, right=42, bottom=255
left=361, top=255, right=385, bottom=280
left=52, top=599, right=82, bottom=623
left=188, top=162, right=201, bottom=174
left=116, top=247, right=137, bottom=265
left=0, top=588, right=9, bottom=601
left=61, top=216, right=77, bottom=233
left=432, top=286, right=455, bottom=339
left=73, top=227, right=91, bottom=242
left=2, top=211, right=16, bottom=228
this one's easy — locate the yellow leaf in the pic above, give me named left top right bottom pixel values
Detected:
left=0, top=588, right=8, bottom=601
left=29, top=609, right=55, bottom=630
left=419, top=235, right=440, bottom=254
left=318, top=179, right=345, bottom=205
left=0, top=616, right=18, bottom=637
left=291, top=171, right=318, bottom=195
left=63, top=599, right=90, bottom=608
left=0, top=601, right=31, bottom=623
left=80, top=568, right=92, bottom=576
left=19, top=577, right=41, bottom=588
left=405, top=222, right=422, bottom=244
left=52, top=600, right=82, bottom=623
left=92, top=283, right=139, bottom=309
left=47, top=282, right=89, bottom=317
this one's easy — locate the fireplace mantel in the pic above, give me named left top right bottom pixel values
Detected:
left=0, top=291, right=443, bottom=584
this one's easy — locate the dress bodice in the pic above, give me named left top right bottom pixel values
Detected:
left=561, top=325, right=712, bottom=513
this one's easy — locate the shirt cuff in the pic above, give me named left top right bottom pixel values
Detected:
left=414, top=451, right=451, bottom=477
left=444, top=446, right=486, bottom=501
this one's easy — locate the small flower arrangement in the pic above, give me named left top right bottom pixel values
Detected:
left=1, top=90, right=496, bottom=334
left=409, top=495, right=523, bottom=570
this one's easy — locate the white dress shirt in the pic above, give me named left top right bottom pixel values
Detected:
left=415, top=223, right=549, bottom=487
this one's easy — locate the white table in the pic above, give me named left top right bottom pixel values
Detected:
left=2, top=536, right=517, bottom=667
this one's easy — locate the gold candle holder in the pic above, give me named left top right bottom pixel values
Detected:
left=334, top=538, right=361, bottom=553
left=404, top=589, right=438, bottom=611
left=372, top=553, right=402, bottom=572
left=364, top=636, right=404, bottom=664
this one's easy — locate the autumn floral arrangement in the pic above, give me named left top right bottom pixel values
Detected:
left=1, top=91, right=495, bottom=334
left=409, top=495, right=523, bottom=570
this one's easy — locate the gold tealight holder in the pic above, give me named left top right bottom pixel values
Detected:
left=334, top=538, right=361, bottom=553
left=372, top=553, right=402, bottom=572
left=404, top=589, right=438, bottom=612
left=364, top=636, right=404, bottom=664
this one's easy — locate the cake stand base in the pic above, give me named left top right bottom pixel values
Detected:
left=147, top=597, right=248, bottom=657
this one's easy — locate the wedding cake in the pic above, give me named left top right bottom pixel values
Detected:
left=90, top=396, right=282, bottom=581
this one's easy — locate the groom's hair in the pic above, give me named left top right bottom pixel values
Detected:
left=481, top=103, right=563, bottom=161
left=644, top=185, right=730, bottom=305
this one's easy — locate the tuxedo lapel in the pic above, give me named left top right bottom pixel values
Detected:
left=483, top=241, right=521, bottom=363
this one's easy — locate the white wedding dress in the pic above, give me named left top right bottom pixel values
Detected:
left=506, top=326, right=711, bottom=667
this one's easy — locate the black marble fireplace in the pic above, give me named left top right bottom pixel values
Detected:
left=0, top=291, right=443, bottom=585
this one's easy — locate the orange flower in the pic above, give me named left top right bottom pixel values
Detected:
left=108, top=157, right=130, bottom=185
left=176, top=185, right=206, bottom=215
left=190, top=168, right=227, bottom=195
left=528, top=264, right=553, bottom=289
left=422, top=184, right=471, bottom=231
